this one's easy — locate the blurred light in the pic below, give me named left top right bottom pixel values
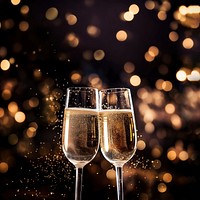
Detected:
left=169, top=31, right=179, bottom=42
left=148, top=46, right=159, bottom=57
left=2, top=89, right=11, bottom=100
left=9, top=57, right=15, bottom=64
left=162, top=80, right=173, bottom=91
left=155, top=79, right=164, bottom=90
left=124, top=62, right=135, bottom=73
left=19, top=21, right=29, bottom=31
left=116, top=30, right=127, bottom=42
left=14, top=111, right=26, bottom=123
left=144, top=52, right=154, bottom=62
left=182, top=38, right=194, bottom=49
left=167, top=149, right=177, bottom=161
left=158, top=183, right=167, bottom=193
left=106, top=169, right=116, bottom=180
left=157, top=11, right=167, bottom=21
left=70, top=71, right=82, bottom=84
left=65, top=13, right=77, bottom=25
left=170, top=114, right=182, bottom=129
left=94, top=49, right=105, bottom=61
left=0, top=47, right=7, bottom=57
left=83, top=50, right=93, bottom=60
left=130, top=75, right=141, bottom=86
left=176, top=69, right=187, bottom=81
left=163, top=172, right=172, bottom=183
left=151, top=146, right=162, bottom=158
left=187, top=70, right=200, bottom=81
left=124, top=11, right=134, bottom=21
left=165, top=103, right=175, bottom=114
left=179, top=150, right=189, bottom=161
left=137, top=140, right=146, bottom=150
left=11, top=0, right=21, bottom=6
left=129, top=4, right=139, bottom=15
left=87, top=25, right=101, bottom=37
left=20, top=5, right=29, bottom=15
left=1, top=59, right=10, bottom=71
left=8, top=134, right=18, bottom=145
left=145, top=122, right=155, bottom=134
left=0, top=162, right=8, bottom=173
left=66, top=33, right=79, bottom=47
left=8, top=101, right=18, bottom=114
left=45, top=7, right=58, bottom=21
left=145, top=0, right=155, bottom=10
left=33, top=69, right=42, bottom=79
left=26, top=127, right=37, bottom=138
left=0, top=108, right=5, bottom=118
left=29, top=97, right=39, bottom=108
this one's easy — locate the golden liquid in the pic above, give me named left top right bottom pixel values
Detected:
left=62, top=108, right=99, bottom=168
left=99, top=109, right=137, bottom=166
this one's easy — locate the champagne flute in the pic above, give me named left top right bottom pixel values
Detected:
left=62, top=87, right=99, bottom=200
left=99, top=88, right=137, bottom=200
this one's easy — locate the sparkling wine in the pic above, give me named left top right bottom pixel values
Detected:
left=99, top=109, right=136, bottom=166
left=62, top=108, right=99, bottom=168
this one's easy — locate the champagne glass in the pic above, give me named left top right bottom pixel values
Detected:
left=99, top=88, right=137, bottom=200
left=62, top=87, right=99, bottom=200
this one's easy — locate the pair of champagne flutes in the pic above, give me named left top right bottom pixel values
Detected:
left=62, top=87, right=137, bottom=200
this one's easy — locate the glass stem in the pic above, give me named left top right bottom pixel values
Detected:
left=115, top=165, right=124, bottom=200
left=75, top=167, right=83, bottom=200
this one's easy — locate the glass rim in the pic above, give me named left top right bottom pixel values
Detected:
left=67, top=86, right=98, bottom=91
left=99, top=87, right=131, bottom=93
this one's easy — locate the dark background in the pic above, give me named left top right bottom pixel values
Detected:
left=0, top=0, right=200, bottom=199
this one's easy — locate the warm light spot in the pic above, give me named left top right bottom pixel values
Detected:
left=106, top=169, right=116, bottom=180
left=45, top=7, right=58, bottom=21
left=20, top=5, right=29, bottom=15
left=165, top=103, right=175, bottom=114
left=116, top=30, right=128, bottom=41
left=187, top=70, right=200, bottom=81
left=170, top=114, right=182, bottom=129
left=124, top=62, right=135, bottom=73
left=33, top=69, right=42, bottom=79
left=167, top=149, right=177, bottom=160
left=152, top=146, right=162, bottom=158
left=8, top=101, right=18, bottom=114
left=129, top=4, right=139, bottom=15
left=66, top=33, right=79, bottom=47
left=87, top=25, right=101, bottom=37
left=2, top=89, right=11, bottom=100
left=0, top=47, right=7, bottom=57
left=176, top=70, right=187, bottom=81
left=182, top=38, right=194, bottom=49
left=15, top=111, right=26, bottom=123
left=157, top=11, right=167, bottom=21
left=130, top=75, right=141, bottom=86
left=9, top=57, right=15, bottom=64
left=8, top=134, right=18, bottom=145
left=0, top=108, right=5, bottom=118
left=179, top=150, right=189, bottom=161
left=124, top=11, right=134, bottom=21
left=145, top=0, right=155, bottom=10
left=163, top=173, right=172, bottom=183
left=94, top=49, right=105, bottom=61
left=0, top=162, right=8, bottom=173
left=19, top=21, right=29, bottom=31
left=144, top=52, right=154, bottom=62
left=11, top=0, right=21, bottom=6
left=145, top=122, right=155, bottom=134
left=29, top=97, right=39, bottom=108
left=169, top=31, right=179, bottom=42
left=65, top=13, right=77, bottom=25
left=148, top=46, right=159, bottom=57
left=26, top=127, right=37, bottom=138
left=137, top=140, right=146, bottom=150
left=155, top=79, right=164, bottom=90
left=1, top=59, right=10, bottom=71
left=162, top=81, right=173, bottom=91
left=71, top=72, right=82, bottom=84
left=158, top=183, right=167, bottom=193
